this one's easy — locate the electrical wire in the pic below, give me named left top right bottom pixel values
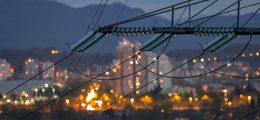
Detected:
left=17, top=0, right=136, bottom=119
left=242, top=8, right=260, bottom=27
left=87, top=0, right=105, bottom=32
left=1, top=53, right=74, bottom=98
left=74, top=0, right=214, bottom=81
left=176, top=0, right=217, bottom=27
left=176, top=1, right=260, bottom=27
left=105, top=0, right=207, bottom=27
left=176, top=2, right=189, bottom=25
left=16, top=1, right=259, bottom=119
left=80, top=36, right=173, bottom=120
left=0, top=0, right=112, bottom=100
left=19, top=17, right=172, bottom=120
left=197, top=10, right=260, bottom=80
left=195, top=1, right=239, bottom=27
left=81, top=33, right=252, bottom=120
left=92, top=0, right=109, bottom=30
left=136, top=6, right=259, bottom=79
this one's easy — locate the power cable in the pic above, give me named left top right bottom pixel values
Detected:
left=81, top=32, right=252, bottom=120
left=87, top=0, right=105, bottom=32
left=195, top=0, right=239, bottom=27
left=1, top=53, right=74, bottom=98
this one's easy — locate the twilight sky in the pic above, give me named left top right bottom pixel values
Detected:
left=52, top=0, right=259, bottom=17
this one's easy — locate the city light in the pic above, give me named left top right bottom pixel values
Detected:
left=105, top=71, right=110, bottom=75
left=86, top=89, right=96, bottom=102
left=130, top=98, right=135, bottom=104
left=51, top=49, right=59, bottom=55
left=86, top=104, right=95, bottom=111
left=44, top=83, right=49, bottom=88
left=65, top=99, right=70, bottom=106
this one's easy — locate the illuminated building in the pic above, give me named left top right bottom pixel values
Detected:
left=112, top=39, right=137, bottom=95
left=141, top=52, right=173, bottom=91
left=112, top=39, right=173, bottom=95
left=41, top=61, right=55, bottom=80
left=24, top=58, right=39, bottom=79
left=0, top=59, right=13, bottom=80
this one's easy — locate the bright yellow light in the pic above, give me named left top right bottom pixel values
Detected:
left=65, top=99, right=70, bottom=105
left=248, top=96, right=252, bottom=100
left=188, top=97, right=193, bottom=102
left=137, top=72, right=142, bottom=75
left=224, top=98, right=228, bottom=102
left=25, top=100, right=30, bottom=105
left=173, top=95, right=182, bottom=102
left=14, top=100, right=18, bottom=105
left=228, top=101, right=232, bottom=106
left=130, top=98, right=134, bottom=104
left=112, top=68, right=117, bottom=73
left=140, top=95, right=153, bottom=104
left=110, top=89, right=114, bottom=93
left=256, top=52, right=260, bottom=56
left=201, top=95, right=209, bottom=101
left=6, top=99, right=11, bottom=103
left=86, top=89, right=96, bottom=102
left=51, top=50, right=59, bottom=55
left=239, top=94, right=244, bottom=99
left=222, top=89, right=227, bottom=93
left=160, top=109, right=165, bottom=113
left=81, top=103, right=86, bottom=107
left=248, top=96, right=252, bottom=104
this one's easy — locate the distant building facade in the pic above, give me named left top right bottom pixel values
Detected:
left=41, top=61, right=55, bottom=80
left=24, top=58, right=39, bottom=79
left=0, top=59, right=13, bottom=80
left=111, top=39, right=173, bottom=95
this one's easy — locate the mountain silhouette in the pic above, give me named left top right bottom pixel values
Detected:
left=0, top=0, right=259, bottom=53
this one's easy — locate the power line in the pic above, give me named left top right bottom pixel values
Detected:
left=81, top=34, right=252, bottom=120
left=92, top=0, right=109, bottom=29
left=88, top=0, right=105, bottom=31
left=1, top=53, right=74, bottom=98
left=176, top=1, right=260, bottom=27
left=0, top=0, right=111, bottom=100
left=195, top=1, right=239, bottom=27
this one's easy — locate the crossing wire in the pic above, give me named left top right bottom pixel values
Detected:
left=0, top=0, right=111, bottom=100
left=1, top=53, right=74, bottom=98
left=176, top=1, right=260, bottom=27
left=17, top=0, right=134, bottom=119
left=81, top=33, right=252, bottom=120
